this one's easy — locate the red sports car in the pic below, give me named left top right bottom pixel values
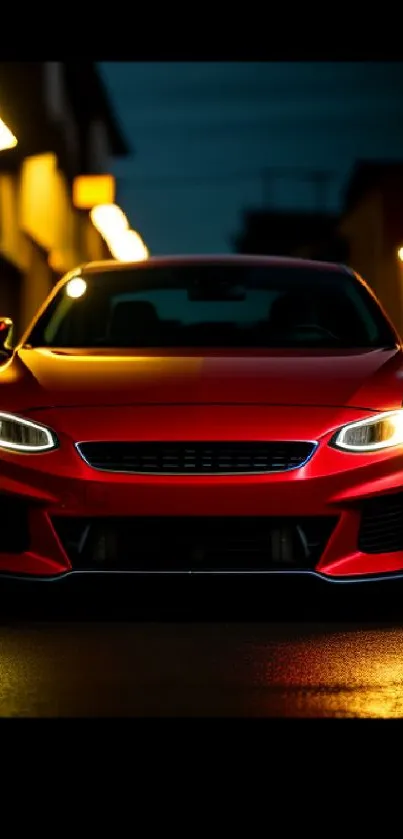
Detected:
left=0, top=254, right=402, bottom=581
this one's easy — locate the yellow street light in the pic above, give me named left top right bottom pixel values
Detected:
left=73, top=175, right=115, bottom=209
left=0, top=117, right=17, bottom=152
left=90, top=202, right=149, bottom=262
left=90, top=203, right=129, bottom=238
left=398, top=246, right=403, bottom=263
left=108, top=229, right=149, bottom=262
left=65, top=277, right=87, bottom=299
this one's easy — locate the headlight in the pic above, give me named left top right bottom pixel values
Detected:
left=0, top=412, right=58, bottom=452
left=330, top=410, right=403, bottom=452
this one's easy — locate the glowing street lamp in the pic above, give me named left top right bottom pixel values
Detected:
left=0, top=117, right=17, bottom=152
left=108, top=229, right=149, bottom=262
left=90, top=203, right=129, bottom=238
left=90, top=202, right=149, bottom=262
left=398, top=246, right=403, bottom=263
left=65, top=277, right=87, bottom=299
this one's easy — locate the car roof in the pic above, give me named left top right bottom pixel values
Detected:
left=80, top=254, right=349, bottom=275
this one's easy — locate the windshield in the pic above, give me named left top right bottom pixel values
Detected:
left=25, top=263, right=396, bottom=350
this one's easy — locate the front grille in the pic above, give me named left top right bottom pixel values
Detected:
left=359, top=492, right=403, bottom=554
left=76, top=441, right=316, bottom=474
left=51, top=515, right=337, bottom=571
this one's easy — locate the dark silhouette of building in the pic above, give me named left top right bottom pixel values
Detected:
left=339, top=159, right=403, bottom=332
left=233, top=159, right=403, bottom=334
left=233, top=209, right=347, bottom=263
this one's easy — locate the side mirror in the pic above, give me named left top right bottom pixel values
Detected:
left=0, top=318, right=13, bottom=357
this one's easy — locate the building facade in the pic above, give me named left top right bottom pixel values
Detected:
left=338, top=161, right=403, bottom=334
left=0, top=61, right=130, bottom=338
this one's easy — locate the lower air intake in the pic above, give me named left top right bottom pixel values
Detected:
left=0, top=494, right=30, bottom=553
left=358, top=492, right=403, bottom=554
left=51, top=515, right=337, bottom=572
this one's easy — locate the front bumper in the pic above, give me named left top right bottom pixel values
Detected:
left=1, top=404, right=403, bottom=579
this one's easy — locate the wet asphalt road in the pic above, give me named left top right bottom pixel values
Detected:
left=2, top=619, right=403, bottom=717
left=1, top=575, right=403, bottom=717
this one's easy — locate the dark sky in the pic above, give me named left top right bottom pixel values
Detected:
left=99, top=62, right=403, bottom=256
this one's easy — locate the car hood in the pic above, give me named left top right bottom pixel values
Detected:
left=2, top=346, right=403, bottom=411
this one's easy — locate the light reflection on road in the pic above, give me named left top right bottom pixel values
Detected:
left=1, top=623, right=403, bottom=716
left=247, top=626, right=403, bottom=717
